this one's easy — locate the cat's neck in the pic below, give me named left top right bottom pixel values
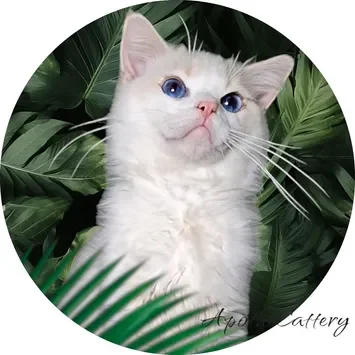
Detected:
left=105, top=150, right=261, bottom=202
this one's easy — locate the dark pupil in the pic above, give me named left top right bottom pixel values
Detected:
left=224, top=96, right=236, bottom=107
left=169, top=82, right=178, bottom=92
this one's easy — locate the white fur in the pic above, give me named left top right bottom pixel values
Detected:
left=60, top=12, right=294, bottom=347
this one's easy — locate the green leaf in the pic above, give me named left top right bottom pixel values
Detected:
left=84, top=276, right=161, bottom=334
left=2, top=111, right=36, bottom=150
left=23, top=53, right=60, bottom=104
left=30, top=241, right=57, bottom=281
left=233, top=11, right=255, bottom=45
left=283, top=53, right=343, bottom=148
left=169, top=329, right=245, bottom=355
left=145, top=323, right=224, bottom=354
left=249, top=216, right=322, bottom=329
left=59, top=227, right=102, bottom=279
left=38, top=248, right=75, bottom=295
left=23, top=245, right=235, bottom=352
left=333, top=164, right=354, bottom=199
left=4, top=197, right=69, bottom=246
left=72, top=262, right=143, bottom=325
left=205, top=18, right=231, bottom=56
left=125, top=305, right=211, bottom=350
left=1, top=117, right=106, bottom=201
left=61, top=258, right=121, bottom=317
left=136, top=0, right=185, bottom=23
left=4, top=196, right=70, bottom=248
left=255, top=224, right=272, bottom=272
left=101, top=289, right=187, bottom=344
left=259, top=53, right=344, bottom=210
left=1, top=119, right=69, bottom=166
left=50, top=250, right=102, bottom=306
left=154, top=4, right=198, bottom=39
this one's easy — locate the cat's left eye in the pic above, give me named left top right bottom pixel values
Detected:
left=161, top=77, right=187, bottom=99
left=220, top=92, right=243, bottom=113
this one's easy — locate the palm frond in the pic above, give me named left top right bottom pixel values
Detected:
left=21, top=246, right=247, bottom=353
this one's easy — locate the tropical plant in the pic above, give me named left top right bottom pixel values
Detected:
left=0, top=0, right=353, bottom=352
left=20, top=243, right=248, bottom=353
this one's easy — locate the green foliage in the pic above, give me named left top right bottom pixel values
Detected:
left=21, top=245, right=248, bottom=353
left=1, top=0, right=353, bottom=351
left=4, top=196, right=70, bottom=249
left=1, top=114, right=106, bottom=202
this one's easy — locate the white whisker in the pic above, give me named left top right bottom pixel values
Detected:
left=225, top=139, right=309, bottom=218
left=69, top=117, right=111, bottom=131
left=227, top=55, right=235, bottom=79
left=49, top=126, right=109, bottom=170
left=231, top=133, right=328, bottom=198
left=217, top=144, right=225, bottom=159
left=197, top=41, right=204, bottom=52
left=229, top=136, right=322, bottom=210
left=178, top=15, right=192, bottom=66
left=229, top=129, right=299, bottom=149
left=192, top=30, right=198, bottom=56
left=229, top=132, right=305, bottom=164
left=230, top=55, right=257, bottom=80
left=227, top=52, right=241, bottom=79
left=71, top=136, right=110, bottom=178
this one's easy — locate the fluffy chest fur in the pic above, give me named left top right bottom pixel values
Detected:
left=92, top=159, right=261, bottom=315
left=63, top=161, right=261, bottom=340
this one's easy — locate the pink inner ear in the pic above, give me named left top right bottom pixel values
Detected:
left=259, top=90, right=278, bottom=110
left=121, top=50, right=147, bottom=81
left=121, top=52, right=136, bottom=82
left=241, top=55, right=294, bottom=110
left=120, top=14, right=168, bottom=82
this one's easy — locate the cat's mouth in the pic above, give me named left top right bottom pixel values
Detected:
left=163, top=123, right=212, bottom=143
left=162, top=127, right=229, bottom=157
left=181, top=125, right=212, bottom=142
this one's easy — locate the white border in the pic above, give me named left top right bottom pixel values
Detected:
left=0, top=0, right=354, bottom=354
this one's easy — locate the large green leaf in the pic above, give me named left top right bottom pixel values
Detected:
left=0, top=115, right=106, bottom=202
left=23, top=53, right=60, bottom=104
left=53, top=1, right=197, bottom=118
left=4, top=196, right=70, bottom=248
left=285, top=54, right=343, bottom=146
left=334, top=164, right=355, bottom=199
left=2, top=111, right=37, bottom=151
left=2, top=118, right=69, bottom=166
left=20, top=246, right=245, bottom=353
left=254, top=224, right=272, bottom=272
left=258, top=53, right=345, bottom=211
left=249, top=208, right=325, bottom=331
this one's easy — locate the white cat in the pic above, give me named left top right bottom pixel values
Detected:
left=60, top=11, right=294, bottom=346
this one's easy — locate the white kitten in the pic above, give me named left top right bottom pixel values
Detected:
left=60, top=11, right=294, bottom=344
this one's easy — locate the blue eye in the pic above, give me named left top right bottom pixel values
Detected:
left=220, top=92, right=243, bottom=113
left=161, top=78, right=187, bottom=99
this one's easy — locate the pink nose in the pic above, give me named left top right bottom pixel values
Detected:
left=197, top=101, right=218, bottom=120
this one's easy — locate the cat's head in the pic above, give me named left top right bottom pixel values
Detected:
left=108, top=12, right=294, bottom=168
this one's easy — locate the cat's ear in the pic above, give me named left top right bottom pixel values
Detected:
left=241, top=55, right=294, bottom=110
left=120, top=12, right=169, bottom=82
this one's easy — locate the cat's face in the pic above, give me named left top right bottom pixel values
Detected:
left=109, top=12, right=293, bottom=166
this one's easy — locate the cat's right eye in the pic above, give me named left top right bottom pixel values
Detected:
left=161, top=77, right=187, bottom=99
left=220, top=92, right=243, bottom=113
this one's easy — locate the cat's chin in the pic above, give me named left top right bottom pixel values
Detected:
left=159, top=126, right=229, bottom=162
left=184, top=125, right=212, bottom=143
left=162, top=124, right=212, bottom=143
left=164, top=139, right=228, bottom=164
